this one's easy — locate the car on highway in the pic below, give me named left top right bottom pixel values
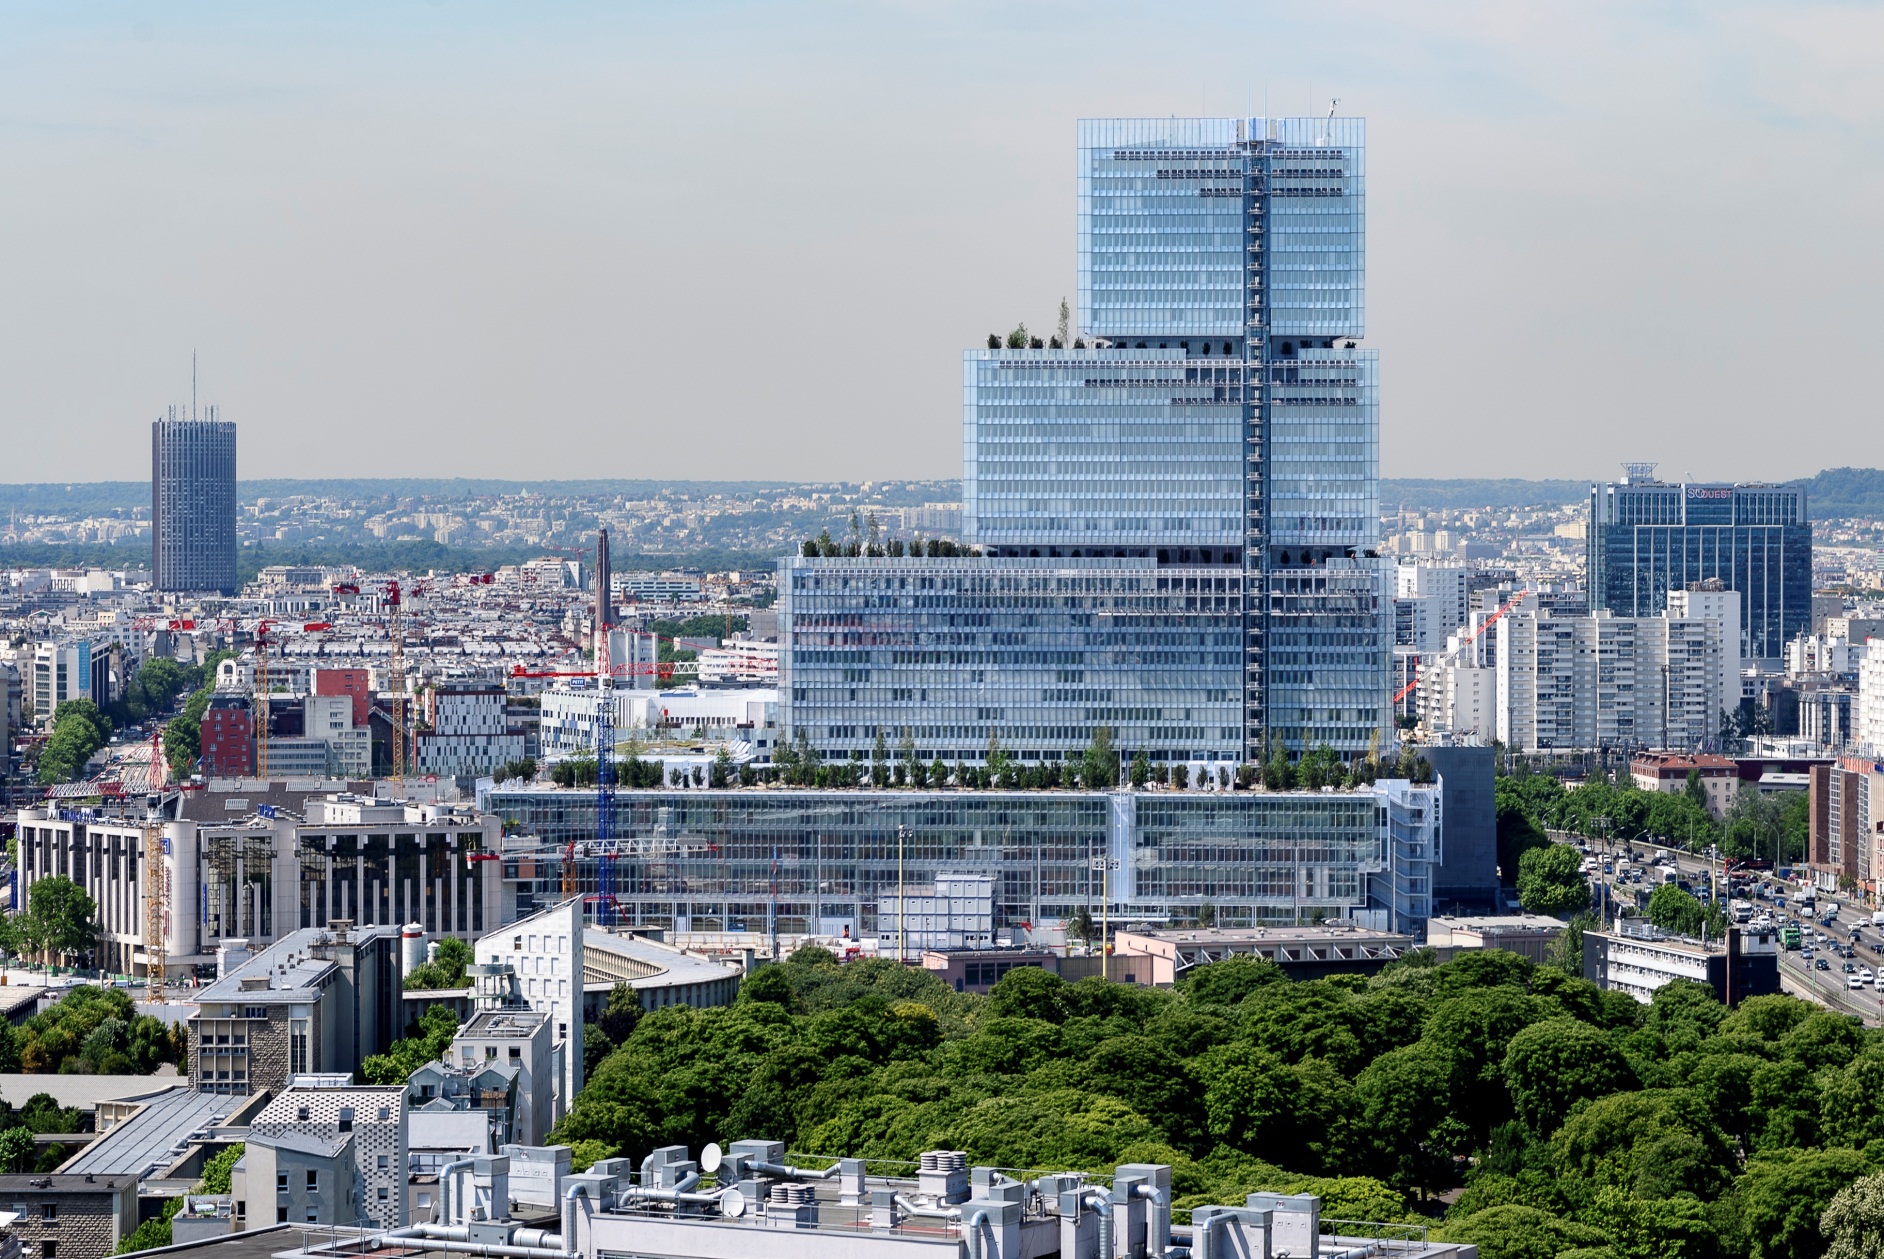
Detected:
left=1850, top=975, right=1865, bottom=990
left=1862, top=968, right=1874, bottom=983
left=1818, top=958, right=1833, bottom=971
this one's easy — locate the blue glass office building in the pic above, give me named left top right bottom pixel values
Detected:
left=785, top=116, right=1389, bottom=764
left=1588, top=471, right=1810, bottom=664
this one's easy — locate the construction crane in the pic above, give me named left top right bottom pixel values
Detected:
left=387, top=581, right=406, bottom=785
left=1393, top=591, right=1532, bottom=706
left=593, top=604, right=617, bottom=928
left=143, top=726, right=167, bottom=1003
left=253, top=620, right=275, bottom=779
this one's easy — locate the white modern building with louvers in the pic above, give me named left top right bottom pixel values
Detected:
left=416, top=685, right=526, bottom=779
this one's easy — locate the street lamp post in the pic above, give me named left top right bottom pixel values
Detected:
left=896, top=824, right=909, bottom=964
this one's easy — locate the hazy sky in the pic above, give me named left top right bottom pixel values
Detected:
left=2, top=2, right=1880, bottom=484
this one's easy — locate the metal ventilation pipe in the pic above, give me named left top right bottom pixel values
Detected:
left=1193, top=1213, right=1230, bottom=1259
left=619, top=1173, right=722, bottom=1208
left=1082, top=1192, right=1113, bottom=1259
left=753, top=1160, right=842, bottom=1180
left=1135, top=1182, right=1172, bottom=1257
left=963, top=1207, right=991, bottom=1259
left=562, top=1179, right=594, bottom=1247
left=893, top=1194, right=960, bottom=1221
left=376, top=1226, right=568, bottom=1259
left=436, top=1159, right=476, bottom=1227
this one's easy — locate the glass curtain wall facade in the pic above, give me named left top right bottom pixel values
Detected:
left=152, top=415, right=238, bottom=594
left=784, top=115, right=1387, bottom=764
left=779, top=555, right=1242, bottom=764
left=1074, top=115, right=1387, bottom=757
left=485, top=783, right=1439, bottom=932
left=1588, top=477, right=1809, bottom=664
left=962, top=349, right=1244, bottom=549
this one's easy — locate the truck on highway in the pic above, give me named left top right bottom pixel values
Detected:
left=1781, top=924, right=1804, bottom=950
left=1730, top=899, right=1754, bottom=923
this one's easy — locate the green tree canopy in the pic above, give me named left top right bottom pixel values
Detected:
left=1503, top=1018, right=1636, bottom=1135
left=1821, top=1171, right=1884, bottom=1259
left=21, top=875, right=97, bottom=962
left=403, top=936, right=472, bottom=990
left=1517, top=843, right=1591, bottom=916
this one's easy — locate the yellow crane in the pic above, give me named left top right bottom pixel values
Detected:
left=144, top=728, right=167, bottom=1003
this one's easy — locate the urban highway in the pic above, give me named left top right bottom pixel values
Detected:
left=1570, top=833, right=1884, bottom=1025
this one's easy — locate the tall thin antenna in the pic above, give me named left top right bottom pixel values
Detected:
left=191, top=351, right=197, bottom=421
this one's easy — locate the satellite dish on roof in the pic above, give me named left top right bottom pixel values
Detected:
left=700, top=1142, right=723, bottom=1173
left=718, top=1188, right=745, bottom=1218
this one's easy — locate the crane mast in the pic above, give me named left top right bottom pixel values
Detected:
left=254, top=620, right=272, bottom=779
left=143, top=727, right=167, bottom=1003
left=594, top=529, right=615, bottom=925
left=388, top=580, right=406, bottom=785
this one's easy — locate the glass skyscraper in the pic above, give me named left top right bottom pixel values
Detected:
left=784, top=115, right=1389, bottom=763
left=152, top=410, right=238, bottom=595
left=1588, top=467, right=1810, bottom=664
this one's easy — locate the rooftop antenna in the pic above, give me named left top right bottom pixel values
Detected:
left=191, top=351, right=197, bottom=421
left=1328, top=97, right=1339, bottom=119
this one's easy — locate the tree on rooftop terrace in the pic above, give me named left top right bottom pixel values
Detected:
left=361, top=1003, right=460, bottom=1084
left=404, top=936, right=472, bottom=991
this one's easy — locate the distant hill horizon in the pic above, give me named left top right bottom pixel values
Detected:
left=2, top=468, right=1881, bottom=520
left=1381, top=467, right=1884, bottom=518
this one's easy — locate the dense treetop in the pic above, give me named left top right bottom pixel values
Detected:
left=553, top=945, right=1884, bottom=1259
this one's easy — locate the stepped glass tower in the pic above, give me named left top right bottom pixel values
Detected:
left=785, top=117, right=1388, bottom=764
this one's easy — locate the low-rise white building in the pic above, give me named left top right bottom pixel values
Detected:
left=473, top=900, right=582, bottom=1125
left=873, top=872, right=996, bottom=958
left=694, top=639, right=780, bottom=686
left=539, top=686, right=778, bottom=760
